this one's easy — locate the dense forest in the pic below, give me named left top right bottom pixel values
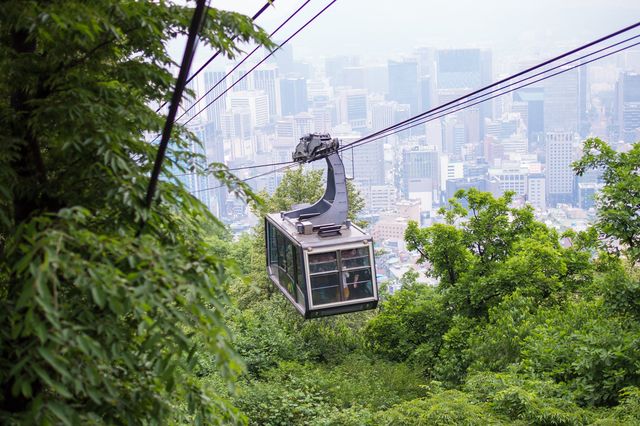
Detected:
left=1, top=1, right=640, bottom=425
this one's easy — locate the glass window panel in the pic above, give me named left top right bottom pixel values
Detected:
left=341, top=247, right=369, bottom=259
left=267, top=223, right=278, bottom=265
left=342, top=268, right=374, bottom=301
left=308, top=252, right=338, bottom=274
left=296, top=249, right=306, bottom=306
left=285, top=241, right=295, bottom=276
left=296, top=285, right=305, bottom=306
left=276, top=231, right=286, bottom=270
left=340, top=247, right=370, bottom=269
left=310, top=273, right=340, bottom=305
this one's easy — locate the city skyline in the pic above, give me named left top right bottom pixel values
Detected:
left=177, top=0, right=640, bottom=66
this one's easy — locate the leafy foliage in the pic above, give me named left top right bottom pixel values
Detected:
left=0, top=0, right=273, bottom=423
left=207, top=140, right=640, bottom=424
left=573, top=137, right=640, bottom=263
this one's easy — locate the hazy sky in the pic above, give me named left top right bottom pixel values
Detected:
left=183, top=0, right=640, bottom=68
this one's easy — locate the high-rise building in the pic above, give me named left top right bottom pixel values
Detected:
left=350, top=139, right=385, bottom=186
left=513, top=87, right=544, bottom=149
left=616, top=72, right=640, bottom=142
left=388, top=59, right=419, bottom=115
left=342, top=66, right=367, bottom=89
left=527, top=173, right=546, bottom=210
left=203, top=70, right=228, bottom=130
left=488, top=166, right=528, bottom=198
left=203, top=122, right=226, bottom=217
left=220, top=108, right=252, bottom=140
left=544, top=68, right=580, bottom=133
left=336, top=88, right=368, bottom=130
left=231, top=69, right=249, bottom=92
left=253, top=66, right=280, bottom=118
left=402, top=146, right=440, bottom=201
left=436, top=49, right=490, bottom=91
left=436, top=48, right=492, bottom=137
left=272, top=41, right=294, bottom=75
left=311, top=107, right=332, bottom=133
left=227, top=90, right=269, bottom=128
left=371, top=101, right=394, bottom=131
left=364, top=65, right=389, bottom=95
left=179, top=121, right=210, bottom=209
left=419, top=75, right=432, bottom=112
left=275, top=113, right=314, bottom=144
left=280, top=76, right=308, bottom=116
left=545, top=132, right=577, bottom=206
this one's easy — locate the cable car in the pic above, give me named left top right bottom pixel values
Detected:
left=265, top=134, right=379, bottom=318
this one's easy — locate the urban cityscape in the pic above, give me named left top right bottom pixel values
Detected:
left=169, top=39, right=640, bottom=289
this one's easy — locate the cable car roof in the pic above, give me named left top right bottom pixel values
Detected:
left=266, top=213, right=372, bottom=250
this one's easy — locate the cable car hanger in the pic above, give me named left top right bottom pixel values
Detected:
left=282, top=134, right=349, bottom=238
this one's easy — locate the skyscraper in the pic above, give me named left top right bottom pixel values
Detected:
left=545, top=132, right=577, bottom=206
left=544, top=68, right=580, bottom=133
left=351, top=139, right=385, bottom=186
left=336, top=88, right=368, bottom=130
left=371, top=101, right=394, bottom=131
left=436, top=48, right=492, bottom=138
left=272, top=41, right=294, bottom=75
left=616, top=72, right=640, bottom=142
left=253, top=66, right=280, bottom=118
left=203, top=70, right=228, bottom=130
left=388, top=59, right=419, bottom=115
left=513, top=87, right=544, bottom=150
left=402, top=146, right=440, bottom=199
left=227, top=90, right=270, bottom=129
left=203, top=122, right=226, bottom=217
left=280, top=76, right=308, bottom=116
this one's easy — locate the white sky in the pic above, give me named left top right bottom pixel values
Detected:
left=179, top=0, right=640, bottom=68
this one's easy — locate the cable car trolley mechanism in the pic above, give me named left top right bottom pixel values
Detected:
left=265, top=134, right=379, bottom=318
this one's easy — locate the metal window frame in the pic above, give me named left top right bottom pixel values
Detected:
left=265, top=219, right=308, bottom=314
left=305, top=242, right=378, bottom=311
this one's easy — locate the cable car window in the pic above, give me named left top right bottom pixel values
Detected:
left=342, top=268, right=373, bottom=301
left=310, top=273, right=340, bottom=305
left=267, top=223, right=278, bottom=266
left=296, top=249, right=306, bottom=305
left=308, top=252, right=338, bottom=274
left=285, top=242, right=296, bottom=296
left=340, top=247, right=371, bottom=270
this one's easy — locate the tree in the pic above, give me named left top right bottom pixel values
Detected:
left=573, top=137, right=640, bottom=263
left=0, top=1, right=272, bottom=423
left=259, top=166, right=365, bottom=225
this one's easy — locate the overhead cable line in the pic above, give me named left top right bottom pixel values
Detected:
left=189, top=24, right=640, bottom=179
left=155, top=0, right=276, bottom=113
left=193, top=26, right=640, bottom=193
left=141, top=0, right=210, bottom=234
left=341, top=33, right=640, bottom=152
left=173, top=159, right=296, bottom=178
left=343, top=39, right=640, bottom=153
left=339, top=22, right=640, bottom=152
left=181, top=0, right=339, bottom=129
left=191, top=163, right=296, bottom=194
left=175, top=0, right=312, bottom=124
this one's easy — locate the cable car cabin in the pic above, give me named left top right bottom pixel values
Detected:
left=264, top=133, right=379, bottom=318
left=265, top=213, right=378, bottom=318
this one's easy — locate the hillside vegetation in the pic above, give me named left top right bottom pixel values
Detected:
left=208, top=141, right=640, bottom=425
